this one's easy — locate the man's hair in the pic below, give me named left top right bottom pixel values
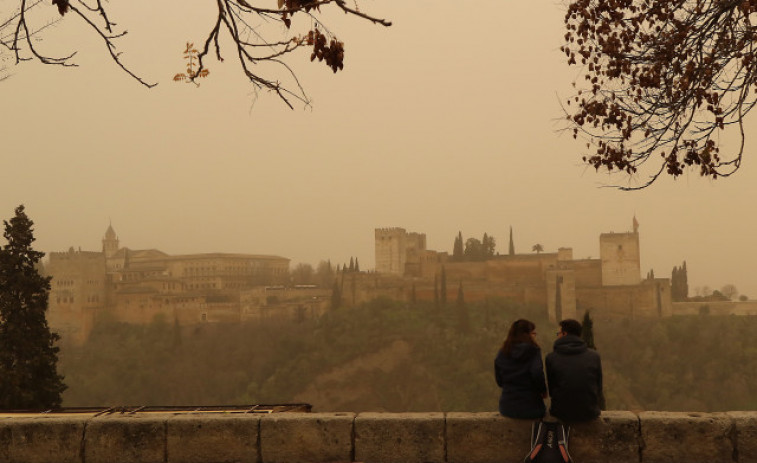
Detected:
left=559, top=319, right=582, bottom=337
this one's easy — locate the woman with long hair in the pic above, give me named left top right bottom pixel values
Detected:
left=494, top=319, right=547, bottom=419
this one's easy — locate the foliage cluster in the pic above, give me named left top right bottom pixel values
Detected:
left=59, top=299, right=757, bottom=413
left=451, top=232, right=496, bottom=262
left=671, top=261, right=689, bottom=302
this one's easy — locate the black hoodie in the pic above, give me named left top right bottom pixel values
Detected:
left=545, top=334, right=603, bottom=422
left=494, top=343, right=547, bottom=418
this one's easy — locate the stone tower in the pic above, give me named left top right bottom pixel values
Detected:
left=599, top=217, right=641, bottom=286
left=102, top=224, right=119, bottom=258
left=375, top=228, right=408, bottom=275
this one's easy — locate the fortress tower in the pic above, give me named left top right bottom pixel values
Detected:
left=102, top=224, right=119, bottom=258
left=599, top=216, right=641, bottom=286
left=375, top=228, right=427, bottom=275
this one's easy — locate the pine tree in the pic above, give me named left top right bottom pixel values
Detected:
left=508, top=226, right=515, bottom=256
left=0, top=205, right=66, bottom=409
left=440, top=265, right=447, bottom=307
left=681, top=261, right=689, bottom=299
left=355, top=257, right=360, bottom=272
left=349, top=257, right=354, bottom=272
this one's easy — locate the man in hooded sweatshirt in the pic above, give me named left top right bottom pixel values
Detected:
left=545, top=318, right=603, bottom=422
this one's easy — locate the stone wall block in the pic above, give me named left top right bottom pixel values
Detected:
left=726, top=411, right=757, bottom=462
left=355, top=412, right=444, bottom=463
left=85, top=414, right=171, bottom=463
left=5, top=416, right=88, bottom=463
left=568, top=411, right=639, bottom=463
left=640, top=411, right=733, bottom=463
left=0, top=417, right=12, bottom=462
left=445, top=412, right=531, bottom=463
left=167, top=413, right=260, bottom=463
left=260, top=412, right=354, bottom=463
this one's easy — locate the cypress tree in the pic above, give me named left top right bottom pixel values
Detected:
left=355, top=257, right=360, bottom=272
left=349, top=257, right=354, bottom=272
left=456, top=281, right=470, bottom=333
left=581, top=310, right=596, bottom=350
left=440, top=265, right=447, bottom=307
left=580, top=310, right=604, bottom=409
left=330, top=280, right=341, bottom=310
left=434, top=274, right=439, bottom=309
left=0, top=205, right=66, bottom=409
left=508, top=226, right=515, bottom=256
left=453, top=232, right=464, bottom=261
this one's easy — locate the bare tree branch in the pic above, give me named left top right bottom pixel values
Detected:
left=1, top=0, right=391, bottom=107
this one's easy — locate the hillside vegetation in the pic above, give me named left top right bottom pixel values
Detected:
left=58, top=298, right=757, bottom=412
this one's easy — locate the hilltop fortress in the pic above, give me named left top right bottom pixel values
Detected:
left=46, top=225, right=327, bottom=344
left=46, top=219, right=676, bottom=344
left=373, top=218, right=672, bottom=321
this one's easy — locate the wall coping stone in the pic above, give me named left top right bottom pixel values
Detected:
left=1, top=411, right=756, bottom=463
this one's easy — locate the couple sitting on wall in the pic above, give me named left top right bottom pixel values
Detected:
left=495, top=318, right=603, bottom=422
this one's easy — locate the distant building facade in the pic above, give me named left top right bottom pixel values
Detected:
left=373, top=218, right=672, bottom=321
left=46, top=225, right=306, bottom=344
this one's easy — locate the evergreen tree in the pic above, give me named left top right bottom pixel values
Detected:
left=0, top=205, right=66, bottom=409
left=681, top=261, right=689, bottom=299
left=452, top=232, right=464, bottom=262
left=355, top=257, right=360, bottom=272
left=456, top=281, right=470, bottom=334
left=580, top=310, right=604, bottom=409
left=330, top=280, right=341, bottom=310
left=434, top=274, right=439, bottom=309
left=482, top=233, right=496, bottom=258
left=581, top=310, right=596, bottom=350
left=508, top=226, right=515, bottom=256
left=440, top=266, right=447, bottom=307
left=464, top=238, right=483, bottom=261
left=349, top=257, right=354, bottom=272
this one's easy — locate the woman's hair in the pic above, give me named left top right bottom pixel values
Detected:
left=501, top=319, right=538, bottom=356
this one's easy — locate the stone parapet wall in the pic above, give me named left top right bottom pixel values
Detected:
left=1, top=411, right=753, bottom=463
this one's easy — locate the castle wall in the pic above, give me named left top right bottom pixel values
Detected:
left=546, top=269, right=577, bottom=322
left=576, top=278, right=670, bottom=319
left=570, top=259, right=603, bottom=287
left=672, top=300, right=757, bottom=316
left=600, top=232, right=641, bottom=286
left=241, top=286, right=330, bottom=322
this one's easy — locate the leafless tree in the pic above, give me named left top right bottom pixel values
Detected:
left=2, top=0, right=390, bottom=106
left=563, top=0, right=757, bottom=188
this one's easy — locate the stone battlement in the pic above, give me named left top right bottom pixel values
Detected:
left=1, top=411, right=754, bottom=463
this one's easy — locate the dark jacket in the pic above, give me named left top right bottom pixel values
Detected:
left=494, top=343, right=547, bottom=419
left=545, top=334, right=603, bottom=422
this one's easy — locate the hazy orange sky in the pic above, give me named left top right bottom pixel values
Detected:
left=3, top=0, right=757, bottom=298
